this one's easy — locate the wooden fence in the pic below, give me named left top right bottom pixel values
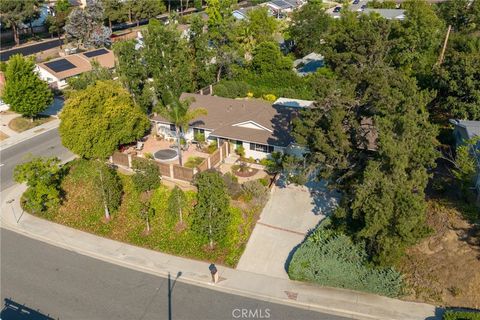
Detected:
left=111, top=142, right=230, bottom=182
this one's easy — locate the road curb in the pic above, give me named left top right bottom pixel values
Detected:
left=0, top=120, right=60, bottom=151
left=0, top=184, right=438, bottom=320
left=0, top=221, right=380, bottom=320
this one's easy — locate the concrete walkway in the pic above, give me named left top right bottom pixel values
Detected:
left=0, top=184, right=440, bottom=320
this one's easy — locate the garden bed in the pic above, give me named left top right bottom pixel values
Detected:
left=232, top=163, right=258, bottom=178
left=25, top=159, right=266, bottom=267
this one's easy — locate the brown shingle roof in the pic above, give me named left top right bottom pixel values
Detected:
left=151, top=93, right=297, bottom=147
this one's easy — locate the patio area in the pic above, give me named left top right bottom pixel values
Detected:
left=138, top=135, right=210, bottom=165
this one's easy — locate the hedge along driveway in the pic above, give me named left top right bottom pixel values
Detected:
left=236, top=181, right=340, bottom=279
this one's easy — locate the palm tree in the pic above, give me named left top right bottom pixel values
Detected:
left=160, top=95, right=207, bottom=166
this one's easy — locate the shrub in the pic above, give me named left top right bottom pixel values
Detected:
left=257, top=177, right=270, bottom=187
left=288, top=220, right=404, bottom=298
left=235, top=145, right=245, bottom=157
left=241, top=180, right=269, bottom=207
left=213, top=80, right=250, bottom=98
left=14, top=156, right=63, bottom=213
left=222, top=173, right=242, bottom=199
left=131, top=158, right=161, bottom=193
left=207, top=140, right=218, bottom=153
left=144, top=152, right=154, bottom=160
left=443, top=310, right=480, bottom=320
left=184, top=156, right=205, bottom=169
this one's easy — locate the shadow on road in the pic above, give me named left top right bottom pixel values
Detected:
left=1, top=298, right=55, bottom=320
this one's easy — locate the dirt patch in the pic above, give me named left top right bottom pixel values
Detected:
left=0, top=131, right=9, bottom=141
left=399, top=200, right=480, bottom=309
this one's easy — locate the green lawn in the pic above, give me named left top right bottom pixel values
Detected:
left=9, top=115, right=54, bottom=133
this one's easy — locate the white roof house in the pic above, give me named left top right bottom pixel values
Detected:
left=362, top=9, right=406, bottom=20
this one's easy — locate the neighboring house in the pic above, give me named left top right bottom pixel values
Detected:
left=293, top=52, right=324, bottom=77
left=362, top=9, right=406, bottom=20
left=35, top=48, right=115, bottom=89
left=151, top=94, right=314, bottom=160
left=233, top=7, right=254, bottom=20
left=262, top=0, right=306, bottom=18
left=450, top=119, right=480, bottom=193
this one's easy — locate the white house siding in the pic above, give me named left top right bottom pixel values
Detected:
left=241, top=141, right=285, bottom=160
left=36, top=66, right=63, bottom=88
left=155, top=122, right=213, bottom=142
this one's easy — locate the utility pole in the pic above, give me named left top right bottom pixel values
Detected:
left=437, top=25, right=452, bottom=66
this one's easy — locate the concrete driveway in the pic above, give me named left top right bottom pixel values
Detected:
left=236, top=180, right=340, bottom=279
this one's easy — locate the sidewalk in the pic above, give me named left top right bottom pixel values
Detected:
left=0, top=184, right=440, bottom=320
left=0, top=118, right=60, bottom=150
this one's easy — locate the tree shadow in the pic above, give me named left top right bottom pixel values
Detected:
left=305, top=178, right=341, bottom=216
left=0, top=298, right=55, bottom=320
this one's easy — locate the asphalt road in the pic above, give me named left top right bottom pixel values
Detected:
left=0, top=229, right=348, bottom=320
left=0, top=39, right=63, bottom=62
left=0, top=127, right=73, bottom=191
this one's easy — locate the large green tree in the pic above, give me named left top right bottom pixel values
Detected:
left=251, top=41, right=292, bottom=74
left=45, top=0, right=72, bottom=40
left=101, top=0, right=127, bottom=30
left=0, top=0, right=39, bottom=45
left=59, top=80, right=150, bottom=159
left=236, top=7, right=278, bottom=59
left=14, top=157, right=63, bottom=213
left=189, top=15, right=215, bottom=89
left=1, top=54, right=53, bottom=119
left=289, top=0, right=331, bottom=56
left=205, top=0, right=239, bottom=81
left=113, top=40, right=151, bottom=112
left=433, top=37, right=480, bottom=120
left=144, top=20, right=194, bottom=106
left=126, top=0, right=165, bottom=26
left=192, top=170, right=230, bottom=249
left=293, top=67, right=439, bottom=265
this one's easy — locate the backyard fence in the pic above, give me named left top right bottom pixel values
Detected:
left=196, top=142, right=230, bottom=173
left=110, top=142, right=230, bottom=183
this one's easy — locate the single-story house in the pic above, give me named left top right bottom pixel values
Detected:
left=450, top=119, right=480, bottom=193
left=36, top=48, right=114, bottom=89
left=362, top=9, right=406, bottom=20
left=262, top=0, right=306, bottom=17
left=233, top=7, right=254, bottom=20
left=151, top=93, right=314, bottom=160
left=293, top=52, right=324, bottom=77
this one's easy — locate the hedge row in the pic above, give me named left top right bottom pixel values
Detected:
left=443, top=310, right=480, bottom=320
left=287, top=220, right=403, bottom=297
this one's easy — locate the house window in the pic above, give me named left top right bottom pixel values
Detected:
left=249, top=143, right=274, bottom=153
left=169, top=124, right=176, bottom=131
left=193, top=128, right=205, bottom=141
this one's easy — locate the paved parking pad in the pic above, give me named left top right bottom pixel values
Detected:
left=237, top=182, right=340, bottom=279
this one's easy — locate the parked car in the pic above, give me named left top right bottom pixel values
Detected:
left=333, top=6, right=341, bottom=13
left=353, top=0, right=360, bottom=4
